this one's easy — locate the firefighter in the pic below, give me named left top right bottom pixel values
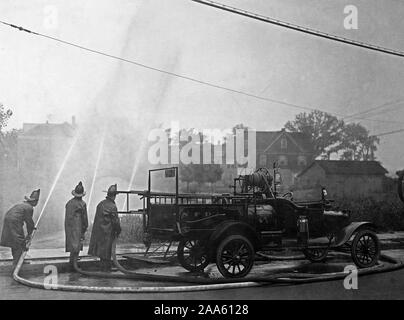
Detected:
left=88, top=184, right=121, bottom=271
left=64, top=182, right=88, bottom=271
left=0, top=189, right=40, bottom=265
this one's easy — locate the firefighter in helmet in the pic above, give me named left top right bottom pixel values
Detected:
left=0, top=189, right=40, bottom=265
left=88, top=184, right=121, bottom=271
left=64, top=182, right=88, bottom=271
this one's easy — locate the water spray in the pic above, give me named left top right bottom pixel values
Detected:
left=87, top=130, right=106, bottom=210
left=121, top=135, right=149, bottom=211
left=15, top=134, right=79, bottom=274
left=35, top=135, right=79, bottom=227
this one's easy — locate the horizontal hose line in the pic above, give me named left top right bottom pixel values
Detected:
left=12, top=237, right=404, bottom=293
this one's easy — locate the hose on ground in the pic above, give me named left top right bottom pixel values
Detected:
left=12, top=235, right=404, bottom=293
left=256, top=252, right=306, bottom=261
left=74, top=239, right=302, bottom=285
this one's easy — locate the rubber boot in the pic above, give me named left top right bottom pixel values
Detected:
left=69, top=252, right=79, bottom=272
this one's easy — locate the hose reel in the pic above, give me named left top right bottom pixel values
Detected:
left=240, top=167, right=274, bottom=197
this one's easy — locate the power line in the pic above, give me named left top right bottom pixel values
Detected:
left=374, top=128, right=404, bottom=137
left=0, top=20, right=403, bottom=126
left=344, top=99, right=404, bottom=120
left=0, top=20, right=316, bottom=113
left=192, top=0, right=404, bottom=58
left=364, top=103, right=404, bottom=119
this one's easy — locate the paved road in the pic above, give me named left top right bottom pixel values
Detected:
left=0, top=250, right=403, bottom=300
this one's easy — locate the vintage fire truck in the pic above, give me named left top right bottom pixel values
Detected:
left=119, top=166, right=380, bottom=278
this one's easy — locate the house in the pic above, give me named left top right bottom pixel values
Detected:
left=17, top=118, right=76, bottom=182
left=295, top=160, right=389, bottom=199
left=205, top=129, right=315, bottom=192
left=162, top=128, right=315, bottom=193
left=256, top=129, right=315, bottom=190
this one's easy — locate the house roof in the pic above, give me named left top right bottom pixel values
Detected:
left=20, top=122, right=75, bottom=138
left=256, top=130, right=314, bottom=153
left=297, top=160, right=388, bottom=177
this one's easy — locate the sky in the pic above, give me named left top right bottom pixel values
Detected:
left=0, top=0, right=404, bottom=173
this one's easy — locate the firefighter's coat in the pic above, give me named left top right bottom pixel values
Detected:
left=88, top=197, right=121, bottom=260
left=64, top=197, right=88, bottom=253
left=0, top=202, right=35, bottom=249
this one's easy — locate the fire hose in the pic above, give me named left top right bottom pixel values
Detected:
left=11, top=170, right=404, bottom=293
left=12, top=235, right=404, bottom=293
left=241, top=168, right=274, bottom=196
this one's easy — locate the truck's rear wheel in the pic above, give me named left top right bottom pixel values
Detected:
left=177, top=239, right=209, bottom=272
left=216, top=235, right=255, bottom=278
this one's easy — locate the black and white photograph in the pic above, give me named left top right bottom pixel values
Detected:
left=0, top=0, right=404, bottom=305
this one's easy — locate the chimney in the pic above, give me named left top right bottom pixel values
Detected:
left=72, top=116, right=76, bottom=127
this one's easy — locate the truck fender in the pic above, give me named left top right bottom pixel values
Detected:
left=334, top=222, right=377, bottom=247
left=207, top=221, right=260, bottom=256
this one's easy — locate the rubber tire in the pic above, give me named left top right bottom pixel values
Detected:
left=303, top=248, right=329, bottom=263
left=177, top=239, right=209, bottom=272
left=216, top=235, right=255, bottom=278
left=351, top=229, right=380, bottom=268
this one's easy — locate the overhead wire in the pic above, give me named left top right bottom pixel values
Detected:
left=374, top=128, right=404, bottom=137
left=0, top=20, right=403, bottom=128
left=192, top=0, right=404, bottom=58
left=191, top=0, right=404, bottom=129
left=343, top=99, right=404, bottom=120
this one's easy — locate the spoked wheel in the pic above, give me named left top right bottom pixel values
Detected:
left=303, top=247, right=329, bottom=262
left=177, top=239, right=209, bottom=272
left=216, top=235, right=255, bottom=278
left=351, top=230, right=380, bottom=268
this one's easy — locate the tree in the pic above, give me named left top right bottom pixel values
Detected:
left=285, top=110, right=345, bottom=159
left=179, top=163, right=223, bottom=193
left=0, top=103, right=14, bottom=157
left=179, top=163, right=194, bottom=192
left=285, top=110, right=379, bottom=160
left=339, top=123, right=379, bottom=161
left=204, top=164, right=224, bottom=192
left=0, top=103, right=13, bottom=133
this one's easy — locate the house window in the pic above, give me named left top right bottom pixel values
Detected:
left=278, top=155, right=288, bottom=167
left=298, top=156, right=307, bottom=167
left=259, top=154, right=267, bottom=166
left=281, top=138, right=287, bottom=150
